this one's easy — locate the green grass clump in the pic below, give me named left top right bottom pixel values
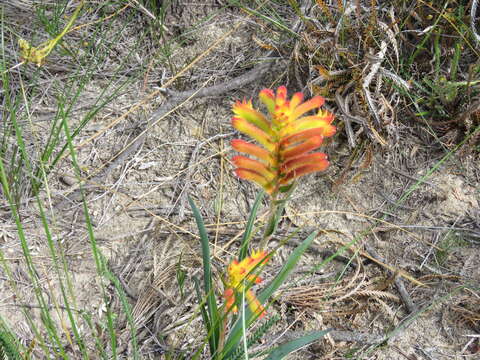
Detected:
left=0, top=328, right=22, bottom=360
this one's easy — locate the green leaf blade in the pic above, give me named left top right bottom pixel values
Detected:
left=188, top=196, right=221, bottom=358
left=264, top=330, right=331, bottom=360
left=258, top=230, right=318, bottom=303
left=239, top=191, right=264, bottom=261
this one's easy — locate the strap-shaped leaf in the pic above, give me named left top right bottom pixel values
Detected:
left=188, top=196, right=220, bottom=357
left=238, top=191, right=264, bottom=261
left=258, top=230, right=317, bottom=302
left=264, top=329, right=331, bottom=359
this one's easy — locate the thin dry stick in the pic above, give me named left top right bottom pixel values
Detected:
left=343, top=239, right=424, bottom=287
left=73, top=19, right=246, bottom=152
left=335, top=84, right=361, bottom=147
left=280, top=329, right=384, bottom=345
left=364, top=243, right=418, bottom=313
left=288, top=209, right=443, bottom=251
left=472, top=0, right=480, bottom=43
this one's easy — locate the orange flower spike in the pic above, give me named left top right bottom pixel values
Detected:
left=272, top=86, right=289, bottom=125
left=233, top=99, right=272, bottom=134
left=281, top=161, right=331, bottom=184
left=280, top=128, right=326, bottom=147
left=259, top=88, right=276, bottom=114
left=224, top=288, right=237, bottom=313
left=231, top=86, right=336, bottom=195
left=275, top=86, right=288, bottom=105
left=281, top=153, right=328, bottom=174
left=289, top=92, right=304, bottom=109
left=285, top=112, right=336, bottom=137
left=246, top=289, right=266, bottom=318
left=237, top=249, right=268, bottom=274
left=224, top=250, right=270, bottom=317
left=281, top=136, right=324, bottom=160
left=290, top=96, right=325, bottom=121
left=235, top=169, right=274, bottom=194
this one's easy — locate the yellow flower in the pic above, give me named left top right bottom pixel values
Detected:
left=19, top=1, right=84, bottom=66
left=224, top=250, right=269, bottom=318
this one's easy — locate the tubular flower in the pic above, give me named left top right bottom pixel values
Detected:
left=231, top=86, right=335, bottom=195
left=224, top=250, right=270, bottom=318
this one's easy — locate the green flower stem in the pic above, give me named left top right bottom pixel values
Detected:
left=259, top=193, right=278, bottom=250
left=217, top=312, right=227, bottom=356
left=259, top=180, right=296, bottom=250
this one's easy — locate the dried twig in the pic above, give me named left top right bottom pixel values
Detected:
left=362, top=40, right=388, bottom=127
left=364, top=243, right=418, bottom=313
left=335, top=85, right=360, bottom=148
left=273, top=328, right=384, bottom=345
left=471, top=0, right=480, bottom=43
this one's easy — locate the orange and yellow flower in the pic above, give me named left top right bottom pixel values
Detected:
left=224, top=250, right=270, bottom=318
left=231, top=86, right=335, bottom=195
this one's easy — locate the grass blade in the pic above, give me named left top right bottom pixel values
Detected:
left=258, top=230, right=318, bottom=303
left=264, top=330, right=331, bottom=360
left=188, top=196, right=220, bottom=358
left=239, top=191, right=264, bottom=261
left=60, top=112, right=119, bottom=359
left=193, top=276, right=211, bottom=337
